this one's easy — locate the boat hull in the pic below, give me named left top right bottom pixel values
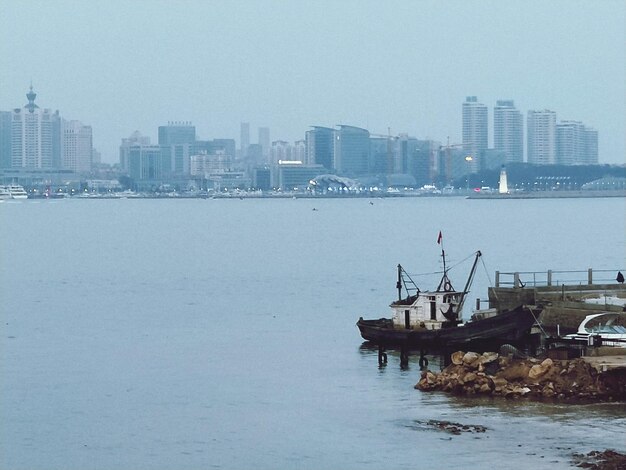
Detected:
left=357, top=306, right=537, bottom=349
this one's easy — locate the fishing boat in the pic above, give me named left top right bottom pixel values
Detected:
left=356, top=238, right=538, bottom=350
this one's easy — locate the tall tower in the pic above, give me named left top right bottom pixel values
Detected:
left=527, top=110, right=556, bottom=165
left=494, top=100, right=523, bottom=163
left=305, top=126, right=334, bottom=170
left=11, top=86, right=61, bottom=169
left=462, top=96, right=488, bottom=171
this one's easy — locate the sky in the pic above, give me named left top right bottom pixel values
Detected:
left=1, top=0, right=624, bottom=164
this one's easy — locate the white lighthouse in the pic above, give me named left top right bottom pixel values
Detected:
left=498, top=166, right=509, bottom=194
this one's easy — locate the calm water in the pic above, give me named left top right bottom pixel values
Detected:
left=1, top=196, right=625, bottom=470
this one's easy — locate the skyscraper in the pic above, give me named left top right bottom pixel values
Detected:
left=0, top=111, right=11, bottom=168
left=462, top=96, right=488, bottom=171
left=62, top=120, right=93, bottom=173
left=305, top=126, right=334, bottom=170
left=494, top=100, right=523, bottom=163
left=240, top=122, right=250, bottom=158
left=258, top=127, right=270, bottom=161
left=333, top=125, right=370, bottom=177
left=527, top=110, right=556, bottom=165
left=11, top=86, right=62, bottom=169
left=158, top=122, right=196, bottom=176
left=557, top=121, right=598, bottom=165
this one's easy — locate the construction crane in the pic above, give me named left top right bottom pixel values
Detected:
left=439, top=137, right=470, bottom=184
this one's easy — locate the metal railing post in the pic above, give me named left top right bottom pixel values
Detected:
left=547, top=270, right=552, bottom=286
left=588, top=268, right=593, bottom=285
left=495, top=271, right=500, bottom=288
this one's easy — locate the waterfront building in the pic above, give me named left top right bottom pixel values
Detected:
left=158, top=122, right=196, bottom=146
left=62, top=120, right=93, bottom=173
left=0, top=111, right=11, bottom=168
left=11, top=86, right=62, bottom=169
left=555, top=121, right=598, bottom=165
left=494, top=100, right=523, bottom=163
left=583, top=127, right=598, bottom=165
left=369, top=137, right=390, bottom=174
left=333, top=125, right=370, bottom=177
left=527, top=110, right=556, bottom=165
left=273, top=160, right=326, bottom=190
left=292, top=140, right=306, bottom=163
left=120, top=131, right=164, bottom=180
left=158, top=122, right=196, bottom=176
left=305, top=126, right=334, bottom=170
left=240, top=122, right=250, bottom=158
left=258, top=127, right=270, bottom=161
left=462, top=96, right=488, bottom=172
left=270, top=140, right=291, bottom=165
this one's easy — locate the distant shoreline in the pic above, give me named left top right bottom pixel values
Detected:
left=467, top=189, right=625, bottom=199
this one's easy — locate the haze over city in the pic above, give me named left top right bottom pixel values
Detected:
left=1, top=0, right=624, bottom=165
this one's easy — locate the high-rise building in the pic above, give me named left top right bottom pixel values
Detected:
left=120, top=131, right=163, bottom=180
left=0, top=111, right=11, bottom=168
left=158, top=122, right=196, bottom=176
left=494, top=100, right=523, bottom=163
left=158, top=122, right=195, bottom=146
left=258, top=127, right=270, bottom=161
left=462, top=96, right=488, bottom=171
left=557, top=121, right=598, bottom=165
left=62, top=120, right=93, bottom=173
left=270, top=140, right=291, bottom=165
left=333, top=125, right=370, bottom=177
left=527, top=110, right=556, bottom=165
left=11, top=86, right=62, bottom=169
left=305, top=126, right=334, bottom=170
left=583, top=127, right=598, bottom=165
left=240, top=122, right=250, bottom=158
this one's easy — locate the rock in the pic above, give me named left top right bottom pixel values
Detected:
left=528, top=360, right=552, bottom=380
left=451, top=351, right=465, bottom=365
left=462, top=352, right=480, bottom=366
left=476, top=352, right=498, bottom=367
left=479, top=383, right=492, bottom=393
left=542, top=382, right=555, bottom=398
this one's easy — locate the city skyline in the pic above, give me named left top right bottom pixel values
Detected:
left=1, top=1, right=624, bottom=164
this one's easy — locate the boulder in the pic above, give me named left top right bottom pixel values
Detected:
left=462, top=352, right=481, bottom=367
left=451, top=351, right=465, bottom=365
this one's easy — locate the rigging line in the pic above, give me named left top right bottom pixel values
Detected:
left=407, top=251, right=479, bottom=277
left=527, top=305, right=548, bottom=337
left=481, top=256, right=499, bottom=302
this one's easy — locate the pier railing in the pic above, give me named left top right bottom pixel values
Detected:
left=495, top=269, right=624, bottom=288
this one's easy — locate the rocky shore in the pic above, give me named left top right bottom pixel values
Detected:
left=415, top=350, right=626, bottom=400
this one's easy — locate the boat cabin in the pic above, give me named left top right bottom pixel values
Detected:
left=390, top=288, right=463, bottom=330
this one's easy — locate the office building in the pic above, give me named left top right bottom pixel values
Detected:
left=333, top=125, right=370, bottom=177
left=305, top=126, right=334, bottom=170
left=62, top=120, right=93, bottom=173
left=120, top=131, right=163, bottom=180
left=258, top=127, right=270, bottom=161
left=462, top=96, right=488, bottom=171
left=0, top=111, right=11, bottom=168
left=494, top=100, right=523, bottom=163
left=158, top=122, right=195, bottom=146
left=527, top=110, right=556, bottom=165
left=240, top=122, right=250, bottom=158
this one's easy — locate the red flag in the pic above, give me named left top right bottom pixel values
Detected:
left=437, top=231, right=442, bottom=244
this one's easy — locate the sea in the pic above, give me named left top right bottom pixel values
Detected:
left=1, top=195, right=625, bottom=470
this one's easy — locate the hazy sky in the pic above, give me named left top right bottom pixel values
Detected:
left=1, top=0, right=624, bottom=164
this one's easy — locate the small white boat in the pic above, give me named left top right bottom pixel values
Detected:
left=564, top=312, right=626, bottom=347
left=8, top=185, right=28, bottom=199
left=0, top=185, right=11, bottom=200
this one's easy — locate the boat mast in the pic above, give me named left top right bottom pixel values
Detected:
left=457, top=250, right=482, bottom=318
left=397, top=264, right=403, bottom=301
